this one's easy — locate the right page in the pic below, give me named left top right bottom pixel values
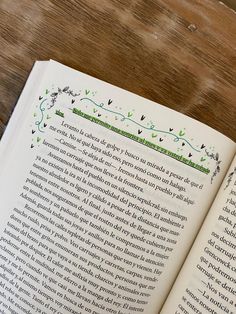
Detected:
left=161, top=154, right=236, bottom=314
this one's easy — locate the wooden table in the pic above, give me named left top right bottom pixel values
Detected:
left=0, top=0, right=235, bottom=141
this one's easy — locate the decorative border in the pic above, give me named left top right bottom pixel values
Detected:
left=72, top=108, right=210, bottom=175
left=79, top=97, right=200, bottom=153
left=31, top=87, right=80, bottom=148
left=31, top=86, right=225, bottom=182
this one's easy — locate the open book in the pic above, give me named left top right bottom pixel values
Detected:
left=0, top=60, right=235, bottom=314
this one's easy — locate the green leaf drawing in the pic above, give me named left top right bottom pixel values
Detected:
left=179, top=130, right=185, bottom=137
left=128, top=111, right=133, bottom=118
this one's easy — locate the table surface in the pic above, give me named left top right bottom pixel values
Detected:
left=0, top=0, right=235, bottom=141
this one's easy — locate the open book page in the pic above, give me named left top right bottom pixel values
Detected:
left=161, top=155, right=236, bottom=314
left=0, top=60, right=235, bottom=314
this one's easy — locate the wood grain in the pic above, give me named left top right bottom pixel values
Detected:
left=0, top=0, right=235, bottom=141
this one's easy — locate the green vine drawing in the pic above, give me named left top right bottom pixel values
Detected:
left=35, top=99, right=47, bottom=132
left=30, top=86, right=227, bottom=181
left=80, top=97, right=200, bottom=152
left=72, top=108, right=210, bottom=175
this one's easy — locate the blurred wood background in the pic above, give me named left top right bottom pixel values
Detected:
left=0, top=0, right=235, bottom=141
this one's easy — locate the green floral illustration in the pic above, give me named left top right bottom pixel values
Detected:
left=30, top=86, right=223, bottom=182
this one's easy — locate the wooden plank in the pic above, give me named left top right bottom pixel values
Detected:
left=0, top=0, right=235, bottom=140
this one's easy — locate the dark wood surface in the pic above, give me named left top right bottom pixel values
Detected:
left=0, top=0, right=235, bottom=141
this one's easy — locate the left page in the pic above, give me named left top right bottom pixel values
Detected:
left=0, top=60, right=235, bottom=314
